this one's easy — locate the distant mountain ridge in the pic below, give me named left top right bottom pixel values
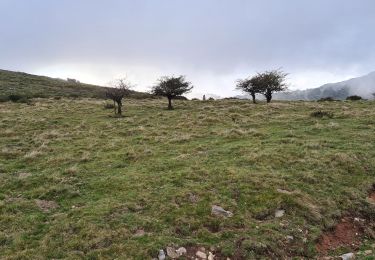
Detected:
left=275, top=71, right=375, bottom=100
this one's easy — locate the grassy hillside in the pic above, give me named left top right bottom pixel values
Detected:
left=0, top=98, right=374, bottom=259
left=0, top=69, right=151, bottom=100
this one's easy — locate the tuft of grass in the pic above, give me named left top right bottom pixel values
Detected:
left=310, top=110, right=334, bottom=118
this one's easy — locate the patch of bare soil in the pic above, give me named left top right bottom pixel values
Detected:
left=368, top=190, right=375, bottom=203
left=316, top=217, right=363, bottom=254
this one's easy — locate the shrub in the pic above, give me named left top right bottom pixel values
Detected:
left=310, top=110, right=333, bottom=118
left=8, top=94, right=23, bottom=102
left=208, top=97, right=215, bottom=101
left=53, top=96, right=62, bottom=100
left=346, top=95, right=362, bottom=101
left=318, top=97, right=335, bottom=102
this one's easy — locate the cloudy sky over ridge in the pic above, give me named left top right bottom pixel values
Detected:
left=1, top=0, right=375, bottom=97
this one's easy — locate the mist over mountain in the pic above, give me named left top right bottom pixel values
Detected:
left=275, top=71, right=375, bottom=100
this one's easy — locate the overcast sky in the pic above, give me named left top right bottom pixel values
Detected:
left=1, top=0, right=375, bottom=97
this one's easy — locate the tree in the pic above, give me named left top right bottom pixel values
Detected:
left=105, top=78, right=132, bottom=116
left=257, top=70, right=288, bottom=103
left=235, top=77, right=262, bottom=103
left=151, top=75, right=193, bottom=109
left=236, top=70, right=287, bottom=103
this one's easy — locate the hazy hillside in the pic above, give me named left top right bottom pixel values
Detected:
left=275, top=71, right=375, bottom=100
left=0, top=69, right=152, bottom=99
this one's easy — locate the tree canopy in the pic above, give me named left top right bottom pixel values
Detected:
left=151, top=75, right=193, bottom=109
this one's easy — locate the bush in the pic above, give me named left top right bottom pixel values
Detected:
left=8, top=94, right=23, bottom=102
left=310, top=110, right=334, bottom=118
left=346, top=95, right=362, bottom=101
left=53, top=96, right=62, bottom=100
left=318, top=97, right=335, bottom=102
left=208, top=97, right=215, bottom=101
left=104, top=103, right=115, bottom=109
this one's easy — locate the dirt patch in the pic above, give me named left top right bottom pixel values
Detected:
left=368, top=185, right=375, bottom=203
left=316, top=217, right=363, bottom=254
left=35, top=199, right=59, bottom=212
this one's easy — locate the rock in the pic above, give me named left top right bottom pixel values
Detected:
left=277, top=188, right=292, bottom=194
left=158, top=249, right=166, bottom=260
left=176, top=247, right=187, bottom=256
left=196, top=251, right=207, bottom=259
left=166, top=247, right=180, bottom=259
left=134, top=229, right=145, bottom=237
left=286, top=235, right=294, bottom=240
left=211, top=205, right=233, bottom=217
left=208, top=251, right=215, bottom=260
left=275, top=209, right=285, bottom=218
left=340, top=252, right=355, bottom=260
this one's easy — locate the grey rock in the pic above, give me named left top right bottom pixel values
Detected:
left=176, top=247, right=187, bottom=256
left=211, top=205, right=233, bottom=217
left=340, top=252, right=355, bottom=260
left=158, top=249, right=166, bottom=260
left=286, top=235, right=294, bottom=240
left=196, top=251, right=207, bottom=259
left=275, top=209, right=285, bottom=218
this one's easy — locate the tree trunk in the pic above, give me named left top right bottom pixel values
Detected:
left=113, top=100, right=116, bottom=114
left=265, top=90, right=272, bottom=103
left=167, top=97, right=173, bottom=110
left=251, top=93, right=256, bottom=104
left=117, top=101, right=122, bottom=115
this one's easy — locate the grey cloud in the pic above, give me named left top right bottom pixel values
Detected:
left=1, top=0, right=375, bottom=96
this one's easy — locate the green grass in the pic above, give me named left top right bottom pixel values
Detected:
left=0, top=98, right=374, bottom=259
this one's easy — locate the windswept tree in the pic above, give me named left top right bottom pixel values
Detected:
left=236, top=70, right=287, bottom=103
left=236, top=77, right=262, bottom=103
left=105, top=78, right=132, bottom=116
left=151, top=75, right=193, bottom=109
left=257, top=70, right=288, bottom=103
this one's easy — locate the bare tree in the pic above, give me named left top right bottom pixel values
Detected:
left=105, top=78, right=132, bottom=116
left=151, top=75, right=193, bottom=109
